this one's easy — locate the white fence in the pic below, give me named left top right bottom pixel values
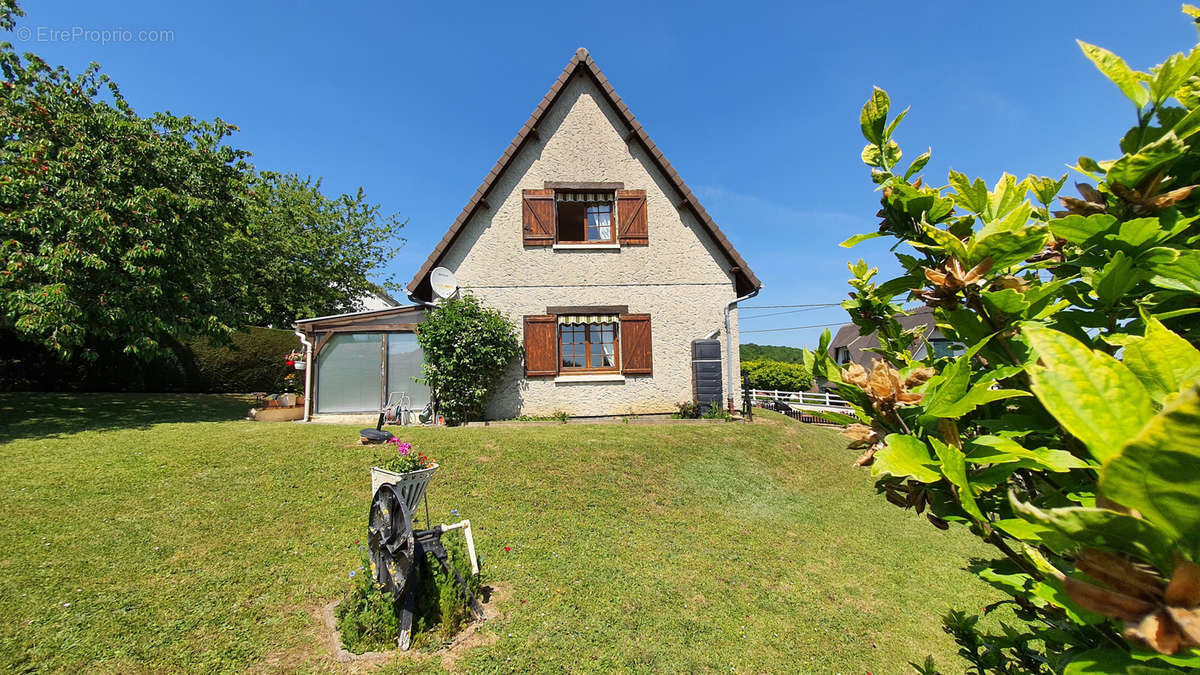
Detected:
left=748, top=389, right=850, bottom=410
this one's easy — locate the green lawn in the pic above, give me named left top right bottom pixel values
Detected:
left=0, top=394, right=997, bottom=673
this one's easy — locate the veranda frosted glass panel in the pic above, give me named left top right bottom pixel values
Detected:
left=316, top=333, right=382, bottom=413
left=386, top=333, right=431, bottom=409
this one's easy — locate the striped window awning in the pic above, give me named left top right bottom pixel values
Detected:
left=557, top=314, right=618, bottom=325
left=555, top=192, right=612, bottom=204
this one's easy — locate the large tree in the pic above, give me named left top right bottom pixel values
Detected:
left=239, top=172, right=404, bottom=328
left=1, top=26, right=250, bottom=360
left=0, top=2, right=402, bottom=367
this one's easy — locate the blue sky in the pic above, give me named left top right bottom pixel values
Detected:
left=10, top=1, right=1196, bottom=348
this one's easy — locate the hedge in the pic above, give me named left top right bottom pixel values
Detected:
left=188, top=327, right=301, bottom=393
left=0, top=327, right=300, bottom=393
left=741, top=359, right=813, bottom=392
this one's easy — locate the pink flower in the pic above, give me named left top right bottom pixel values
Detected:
left=504, top=546, right=511, bottom=552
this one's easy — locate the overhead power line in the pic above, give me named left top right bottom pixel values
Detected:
left=740, top=321, right=847, bottom=334
left=738, top=303, right=842, bottom=310
left=742, top=306, right=843, bottom=320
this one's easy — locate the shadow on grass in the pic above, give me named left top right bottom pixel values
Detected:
left=0, top=393, right=254, bottom=442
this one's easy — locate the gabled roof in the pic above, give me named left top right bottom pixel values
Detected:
left=829, top=307, right=941, bottom=369
left=366, top=288, right=402, bottom=308
left=407, top=47, right=761, bottom=299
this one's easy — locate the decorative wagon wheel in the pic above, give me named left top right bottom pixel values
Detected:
left=367, top=483, right=417, bottom=599
left=367, top=482, right=486, bottom=650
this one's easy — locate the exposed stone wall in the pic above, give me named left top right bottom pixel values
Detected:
left=436, top=71, right=744, bottom=417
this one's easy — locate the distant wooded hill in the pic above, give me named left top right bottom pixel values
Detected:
left=739, top=343, right=808, bottom=364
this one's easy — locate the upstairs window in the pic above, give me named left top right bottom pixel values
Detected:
left=555, top=192, right=613, bottom=243
left=522, top=188, right=647, bottom=247
left=833, top=346, right=851, bottom=365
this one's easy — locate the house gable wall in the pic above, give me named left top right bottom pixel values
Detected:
left=436, top=71, right=742, bottom=417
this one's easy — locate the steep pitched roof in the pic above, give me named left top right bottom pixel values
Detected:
left=407, top=47, right=761, bottom=299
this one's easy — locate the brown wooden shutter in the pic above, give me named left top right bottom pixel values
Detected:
left=616, top=189, right=648, bottom=245
left=522, top=189, right=555, bottom=246
left=619, top=314, right=652, bottom=375
left=523, top=315, right=558, bottom=376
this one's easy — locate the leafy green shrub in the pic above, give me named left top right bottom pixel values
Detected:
left=335, top=551, right=399, bottom=654
left=673, top=400, right=730, bottom=419
left=436, top=532, right=483, bottom=637
left=411, top=531, right=483, bottom=644
left=0, top=331, right=186, bottom=392
left=701, top=403, right=732, bottom=421
left=415, top=295, right=521, bottom=425
left=337, top=534, right=483, bottom=652
left=823, top=12, right=1200, bottom=672
left=741, top=360, right=814, bottom=392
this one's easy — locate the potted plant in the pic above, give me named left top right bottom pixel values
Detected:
left=370, top=439, right=438, bottom=514
left=277, top=372, right=300, bottom=407
left=285, top=349, right=306, bottom=371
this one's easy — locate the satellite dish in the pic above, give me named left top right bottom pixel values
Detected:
left=430, top=267, right=458, bottom=299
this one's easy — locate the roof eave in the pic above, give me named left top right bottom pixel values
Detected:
left=293, top=304, right=424, bottom=329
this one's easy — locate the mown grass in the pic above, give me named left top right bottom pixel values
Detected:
left=0, top=394, right=998, bottom=673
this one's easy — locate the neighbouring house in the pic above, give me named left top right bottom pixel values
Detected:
left=356, top=289, right=403, bottom=312
left=828, top=307, right=964, bottom=370
left=401, top=47, right=761, bottom=419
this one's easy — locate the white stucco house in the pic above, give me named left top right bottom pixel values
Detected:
left=405, top=48, right=761, bottom=418
left=295, top=48, right=760, bottom=420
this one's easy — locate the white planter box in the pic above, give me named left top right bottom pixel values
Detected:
left=370, top=464, right=438, bottom=515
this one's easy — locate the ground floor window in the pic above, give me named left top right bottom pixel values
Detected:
left=558, top=315, right=619, bottom=372
left=523, top=311, right=650, bottom=378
